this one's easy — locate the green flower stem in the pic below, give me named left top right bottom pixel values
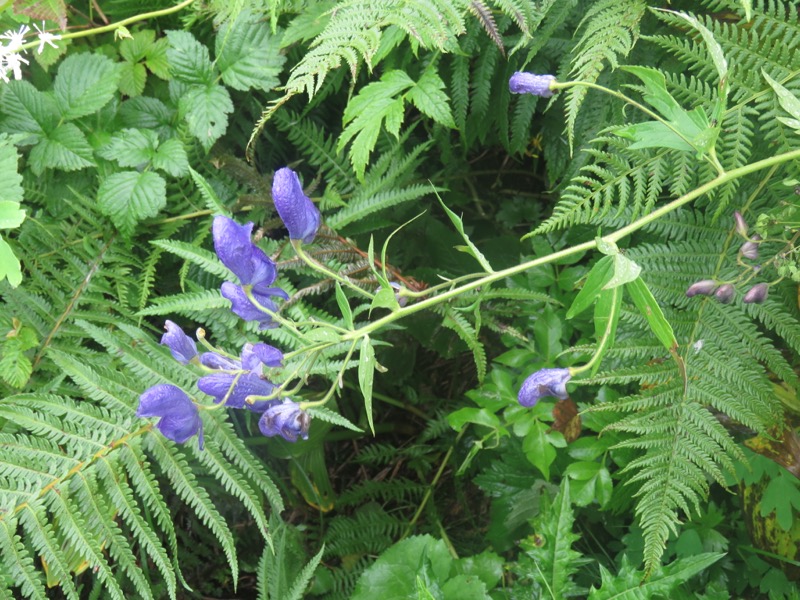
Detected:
left=18, top=0, right=197, bottom=53
left=569, top=286, right=620, bottom=376
left=197, top=371, right=243, bottom=411
left=292, top=240, right=375, bottom=300
left=344, top=147, right=800, bottom=341
left=243, top=287, right=304, bottom=339
left=299, top=338, right=359, bottom=409
left=551, top=80, right=726, bottom=175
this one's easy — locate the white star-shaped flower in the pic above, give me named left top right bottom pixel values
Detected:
left=1, top=25, right=30, bottom=53
left=33, top=22, right=61, bottom=54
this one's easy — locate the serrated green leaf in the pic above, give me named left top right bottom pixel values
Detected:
left=28, top=122, right=93, bottom=175
left=216, top=12, right=286, bottom=92
left=358, top=336, right=376, bottom=435
left=306, top=406, right=363, bottom=432
left=54, top=53, right=120, bottom=120
left=0, top=201, right=25, bottom=228
left=0, top=80, right=57, bottom=138
left=178, top=83, right=233, bottom=151
left=0, top=235, right=22, bottom=287
left=118, top=97, right=175, bottom=135
left=118, top=61, right=147, bottom=97
left=406, top=67, right=455, bottom=128
left=0, top=137, right=23, bottom=204
left=98, top=128, right=157, bottom=167
left=166, top=30, right=213, bottom=84
left=152, top=138, right=188, bottom=177
left=188, top=167, right=227, bottom=213
left=97, top=170, right=166, bottom=235
left=566, top=255, right=613, bottom=319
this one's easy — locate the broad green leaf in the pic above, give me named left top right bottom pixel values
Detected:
left=28, top=123, right=94, bottom=175
left=603, top=254, right=641, bottom=289
left=437, top=195, right=493, bottom=272
left=334, top=283, right=353, bottom=329
left=118, top=97, right=175, bottom=136
left=522, top=421, right=557, bottom=480
left=625, top=277, right=677, bottom=352
left=0, top=235, right=22, bottom=287
left=533, top=305, right=563, bottom=362
left=53, top=53, right=120, bottom=120
left=0, top=80, right=57, bottom=138
left=591, top=287, right=622, bottom=376
left=763, top=71, right=800, bottom=133
left=13, top=0, right=66, bottom=28
left=358, top=336, right=376, bottom=435
left=406, top=66, right=455, bottom=128
left=616, top=66, right=710, bottom=152
left=216, top=12, right=286, bottom=92
left=0, top=137, right=23, bottom=204
left=166, top=30, right=214, bottom=84
left=98, top=128, right=157, bottom=167
left=97, top=170, right=167, bottom=236
left=447, top=407, right=501, bottom=432
left=370, top=286, right=400, bottom=313
left=118, top=61, right=147, bottom=97
left=151, top=139, right=189, bottom=177
left=178, top=84, right=233, bottom=151
left=566, top=255, right=613, bottom=319
left=119, top=29, right=157, bottom=63
left=0, top=201, right=25, bottom=229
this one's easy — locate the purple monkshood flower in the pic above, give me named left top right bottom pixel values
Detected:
left=685, top=279, right=718, bottom=297
left=509, top=72, right=556, bottom=97
left=160, top=320, right=198, bottom=364
left=518, top=368, right=571, bottom=407
left=743, top=283, right=769, bottom=304
left=212, top=216, right=281, bottom=293
left=197, top=372, right=279, bottom=412
left=715, top=284, right=735, bottom=304
left=137, top=384, right=204, bottom=449
left=258, top=400, right=311, bottom=442
left=241, top=342, right=284, bottom=371
left=272, top=167, right=321, bottom=244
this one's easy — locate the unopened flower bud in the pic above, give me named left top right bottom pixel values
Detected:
left=739, top=235, right=762, bottom=260
left=715, top=284, right=735, bottom=304
left=733, top=211, right=748, bottom=238
left=509, top=72, right=556, bottom=97
left=686, top=280, right=718, bottom=297
left=743, top=283, right=768, bottom=303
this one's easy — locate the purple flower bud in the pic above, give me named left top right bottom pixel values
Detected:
left=739, top=235, right=762, bottom=260
left=242, top=342, right=283, bottom=371
left=734, top=211, right=748, bottom=238
left=685, top=279, right=718, bottom=297
left=212, top=216, right=281, bottom=291
left=518, top=368, right=571, bottom=407
left=714, top=284, right=735, bottom=304
left=509, top=72, right=556, bottom=97
left=743, top=283, right=769, bottom=304
left=160, top=320, right=197, bottom=364
left=200, top=352, right=240, bottom=371
left=197, top=372, right=278, bottom=412
left=272, top=168, right=321, bottom=244
left=137, top=384, right=203, bottom=448
left=258, top=400, right=311, bottom=442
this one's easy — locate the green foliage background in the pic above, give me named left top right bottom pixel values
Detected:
left=1, top=0, right=799, bottom=598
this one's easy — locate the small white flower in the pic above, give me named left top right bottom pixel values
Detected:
left=33, top=22, right=60, bottom=54
left=1, top=25, right=30, bottom=53
left=5, top=53, right=29, bottom=80
left=692, top=339, right=704, bottom=354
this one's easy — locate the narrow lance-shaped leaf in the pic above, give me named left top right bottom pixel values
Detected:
left=358, top=336, right=376, bottom=435
left=591, top=287, right=622, bottom=377
left=566, top=255, right=614, bottom=319
left=436, top=194, right=493, bottom=273
left=334, top=283, right=353, bottom=329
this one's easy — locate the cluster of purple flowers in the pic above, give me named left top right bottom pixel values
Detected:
left=137, top=167, right=321, bottom=448
left=686, top=211, right=770, bottom=304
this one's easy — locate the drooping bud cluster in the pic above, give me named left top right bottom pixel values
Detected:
left=685, top=211, right=771, bottom=305
left=137, top=178, right=324, bottom=448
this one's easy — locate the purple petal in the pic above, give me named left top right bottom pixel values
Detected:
left=258, top=400, right=310, bottom=441
left=200, top=351, right=241, bottom=371
left=198, top=372, right=277, bottom=411
left=252, top=343, right=284, bottom=368
left=213, top=216, right=255, bottom=283
left=518, top=368, right=571, bottom=407
left=137, top=384, right=195, bottom=419
left=509, top=72, right=556, bottom=97
left=743, top=283, right=769, bottom=304
left=272, top=168, right=321, bottom=244
left=157, top=412, right=203, bottom=447
left=160, top=321, right=198, bottom=364
left=249, top=246, right=278, bottom=289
